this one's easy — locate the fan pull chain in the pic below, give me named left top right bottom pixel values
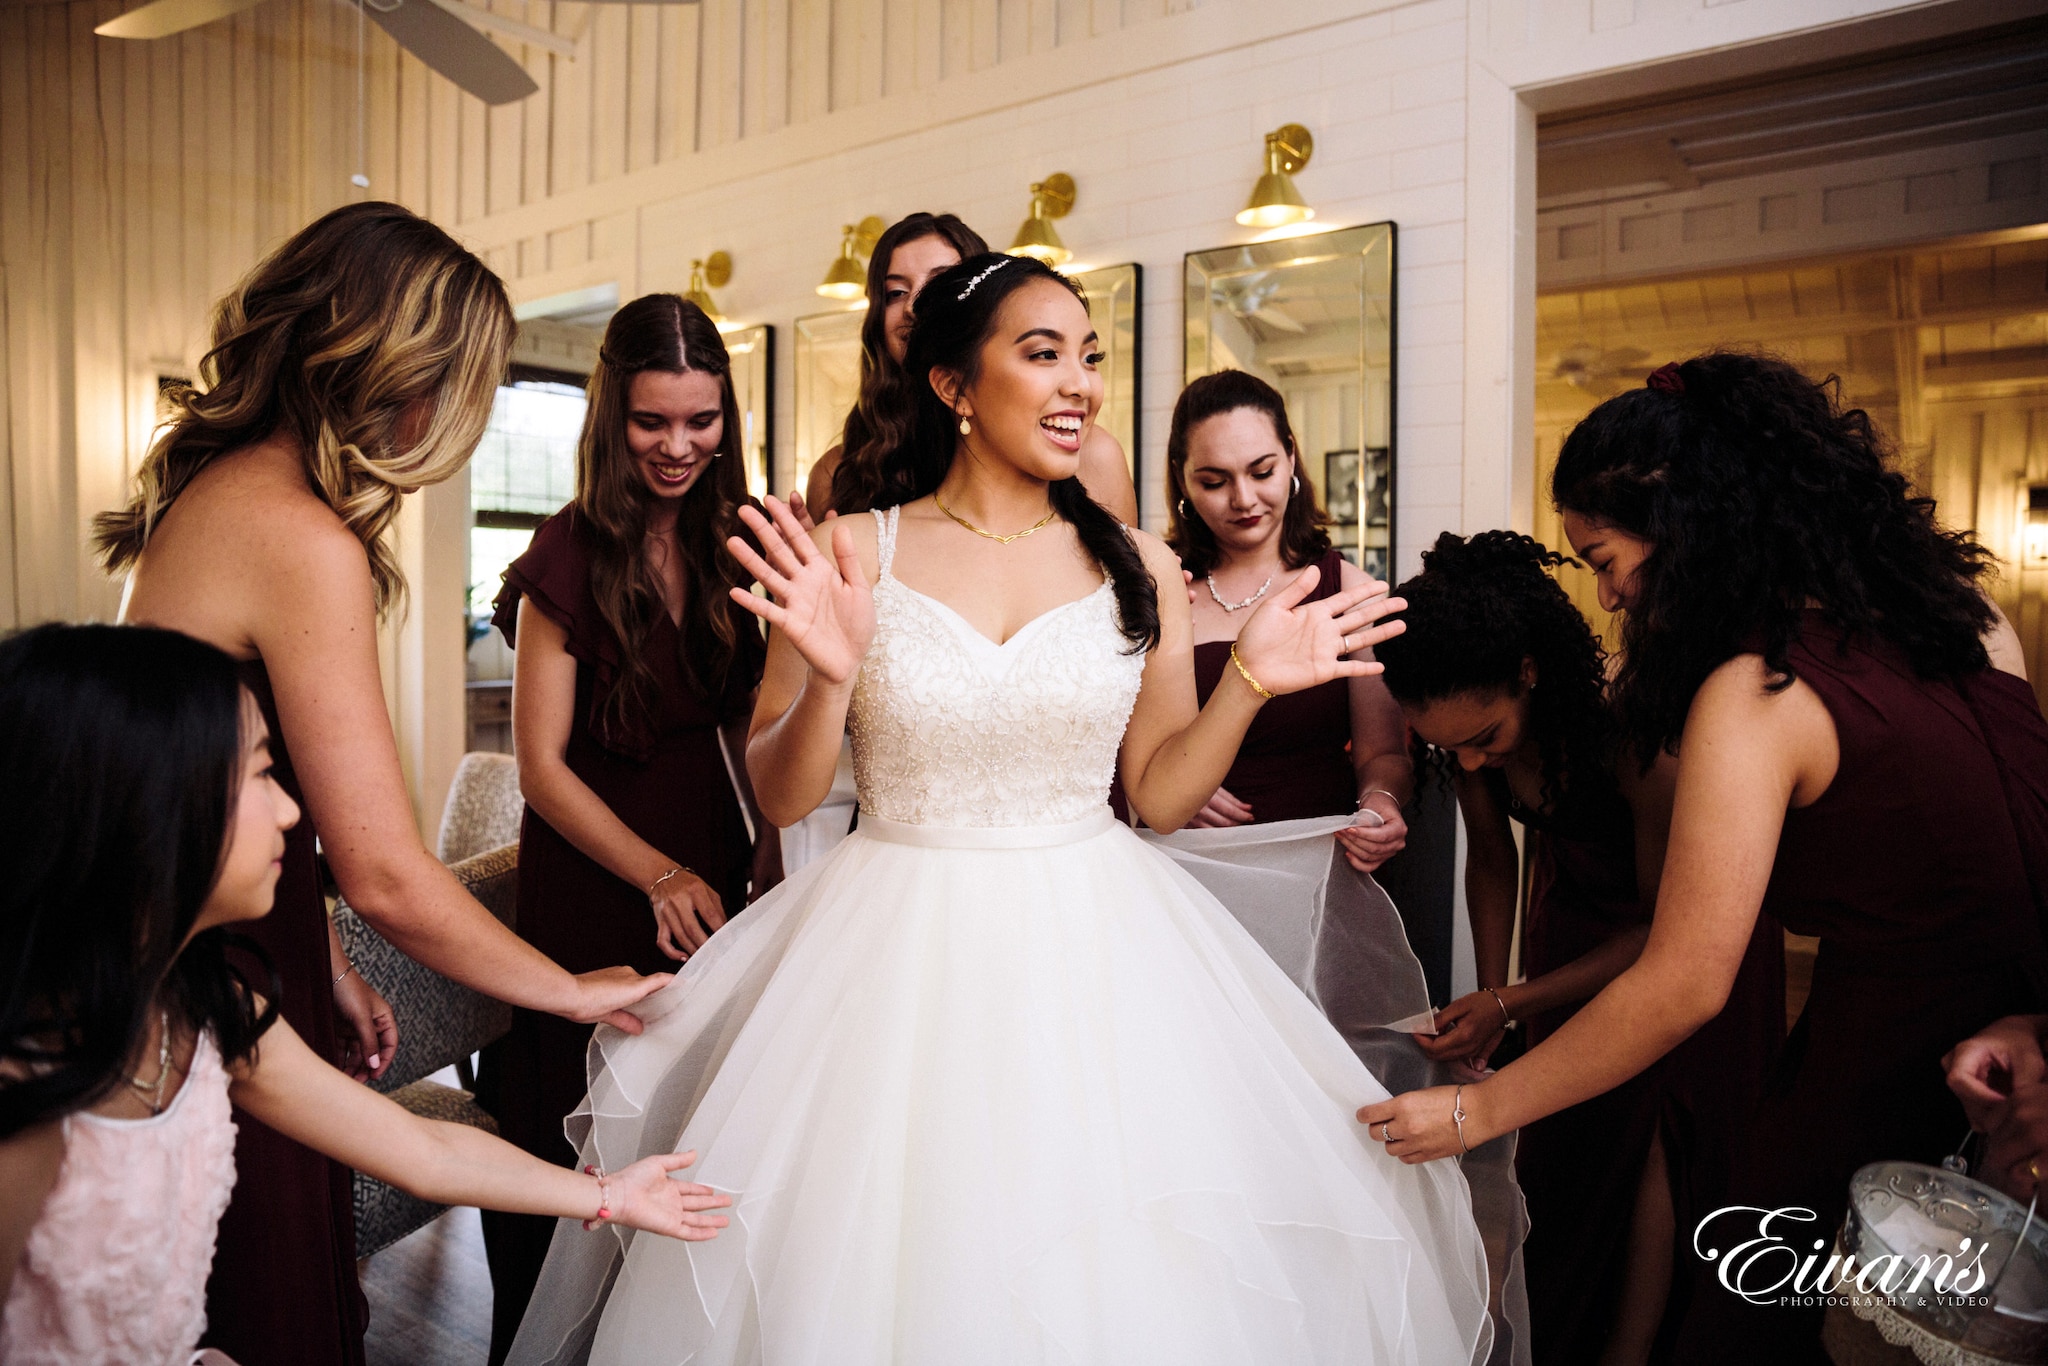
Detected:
left=350, top=0, right=369, bottom=189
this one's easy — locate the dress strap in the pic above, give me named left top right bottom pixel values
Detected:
left=870, top=506, right=900, bottom=578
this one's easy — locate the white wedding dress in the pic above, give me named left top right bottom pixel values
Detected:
left=509, top=508, right=1495, bottom=1366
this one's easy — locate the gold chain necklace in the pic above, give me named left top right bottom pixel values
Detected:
left=126, top=1009, right=172, bottom=1115
left=932, top=490, right=1058, bottom=545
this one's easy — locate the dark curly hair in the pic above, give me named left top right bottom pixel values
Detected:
left=1552, top=350, right=1995, bottom=760
left=0, top=624, right=279, bottom=1140
left=883, top=252, right=1158, bottom=652
left=1164, top=369, right=1332, bottom=578
left=1376, top=531, right=1615, bottom=814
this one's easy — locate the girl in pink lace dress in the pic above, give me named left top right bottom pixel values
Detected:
left=0, top=625, right=735, bottom=1365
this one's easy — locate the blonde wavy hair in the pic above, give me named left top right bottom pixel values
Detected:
left=94, top=201, right=514, bottom=613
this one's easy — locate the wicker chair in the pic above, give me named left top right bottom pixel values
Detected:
left=436, top=750, right=524, bottom=863
left=338, top=752, right=528, bottom=1259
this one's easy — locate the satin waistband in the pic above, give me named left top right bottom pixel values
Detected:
left=854, top=808, right=1117, bottom=850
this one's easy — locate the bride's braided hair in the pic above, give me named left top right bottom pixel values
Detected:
left=1376, top=530, right=1615, bottom=815
left=884, top=252, right=1159, bottom=653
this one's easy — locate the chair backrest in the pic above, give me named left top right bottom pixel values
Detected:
left=334, top=842, right=518, bottom=1093
left=437, top=752, right=524, bottom=864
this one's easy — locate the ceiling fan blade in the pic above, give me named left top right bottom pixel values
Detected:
left=95, top=0, right=269, bottom=40
left=363, top=0, right=538, bottom=105
left=1250, top=306, right=1309, bottom=335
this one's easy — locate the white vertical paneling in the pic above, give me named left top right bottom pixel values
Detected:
left=698, top=0, right=743, bottom=147
left=517, top=9, right=553, bottom=206
left=589, top=6, right=630, bottom=176
left=550, top=1, right=592, bottom=197
left=656, top=5, right=700, bottom=161
left=747, top=0, right=792, bottom=136
left=627, top=7, right=661, bottom=168
left=969, top=0, right=997, bottom=71
left=883, top=0, right=916, bottom=95
left=790, top=0, right=830, bottom=123
left=940, top=0, right=970, bottom=81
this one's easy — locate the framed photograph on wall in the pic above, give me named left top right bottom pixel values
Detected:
left=1324, top=449, right=1360, bottom=556
left=1360, top=445, right=1391, bottom=583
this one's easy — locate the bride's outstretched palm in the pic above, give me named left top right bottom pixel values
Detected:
left=1232, top=565, right=1405, bottom=697
left=728, top=496, right=875, bottom=685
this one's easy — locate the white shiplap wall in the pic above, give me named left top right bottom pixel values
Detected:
left=2, top=0, right=1994, bottom=828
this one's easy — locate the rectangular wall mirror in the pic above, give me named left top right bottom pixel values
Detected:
left=1070, top=263, right=1142, bottom=489
left=1184, top=224, right=1395, bottom=580
left=723, top=323, right=775, bottom=498
left=792, top=307, right=868, bottom=497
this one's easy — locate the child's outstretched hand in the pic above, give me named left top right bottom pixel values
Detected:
left=590, top=1149, right=732, bottom=1240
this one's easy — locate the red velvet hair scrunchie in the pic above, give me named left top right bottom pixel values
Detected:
left=1646, top=362, right=1684, bottom=394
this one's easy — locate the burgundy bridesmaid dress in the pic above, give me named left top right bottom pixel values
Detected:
left=199, top=662, right=368, bottom=1366
left=1671, top=616, right=2048, bottom=1363
left=1494, top=770, right=1783, bottom=1363
left=1190, top=548, right=1357, bottom=822
left=478, top=507, right=762, bottom=1362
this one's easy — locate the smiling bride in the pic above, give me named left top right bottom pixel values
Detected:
left=508, top=252, right=1494, bottom=1366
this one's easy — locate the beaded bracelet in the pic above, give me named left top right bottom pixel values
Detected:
left=584, top=1164, right=614, bottom=1226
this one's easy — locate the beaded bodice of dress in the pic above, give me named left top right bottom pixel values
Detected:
left=848, top=506, right=1146, bottom=827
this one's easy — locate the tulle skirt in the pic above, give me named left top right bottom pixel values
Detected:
left=508, top=811, right=1497, bottom=1366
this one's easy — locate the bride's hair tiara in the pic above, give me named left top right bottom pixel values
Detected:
left=955, top=257, right=1015, bottom=302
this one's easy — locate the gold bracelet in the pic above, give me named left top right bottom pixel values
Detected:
left=1228, top=645, right=1274, bottom=701
left=646, top=866, right=691, bottom=899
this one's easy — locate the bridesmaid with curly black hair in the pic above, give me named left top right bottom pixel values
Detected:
left=1376, top=530, right=1782, bottom=1364
left=1363, top=354, right=2048, bottom=1364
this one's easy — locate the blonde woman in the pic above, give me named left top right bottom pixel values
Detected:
left=96, top=202, right=670, bottom=1366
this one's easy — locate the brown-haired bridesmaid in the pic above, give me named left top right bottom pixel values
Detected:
left=98, top=202, right=671, bottom=1366
left=481, top=294, right=775, bottom=1359
left=1165, top=369, right=1412, bottom=868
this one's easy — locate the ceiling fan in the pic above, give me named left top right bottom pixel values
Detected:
left=1551, top=342, right=1653, bottom=395
left=1220, top=275, right=1309, bottom=335
left=96, top=0, right=695, bottom=106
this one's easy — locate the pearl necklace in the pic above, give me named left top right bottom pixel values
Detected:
left=1206, top=571, right=1274, bottom=613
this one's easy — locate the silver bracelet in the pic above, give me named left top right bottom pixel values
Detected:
left=333, top=962, right=356, bottom=987
left=1358, top=788, right=1403, bottom=813
left=646, top=866, right=688, bottom=899
left=1452, top=1084, right=1470, bottom=1154
left=1483, top=986, right=1511, bottom=1026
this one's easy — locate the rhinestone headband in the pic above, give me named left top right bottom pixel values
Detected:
left=955, top=257, right=1015, bottom=302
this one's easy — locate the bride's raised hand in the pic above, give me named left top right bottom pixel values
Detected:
left=727, top=495, right=876, bottom=686
left=1230, top=565, right=1406, bottom=698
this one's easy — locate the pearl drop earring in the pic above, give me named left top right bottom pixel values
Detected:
left=959, top=416, right=972, bottom=436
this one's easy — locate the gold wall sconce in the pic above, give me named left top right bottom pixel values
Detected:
left=817, top=216, right=888, bottom=301
left=1238, top=125, right=1315, bottom=228
left=1008, top=174, right=1076, bottom=266
left=685, top=252, right=734, bottom=328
